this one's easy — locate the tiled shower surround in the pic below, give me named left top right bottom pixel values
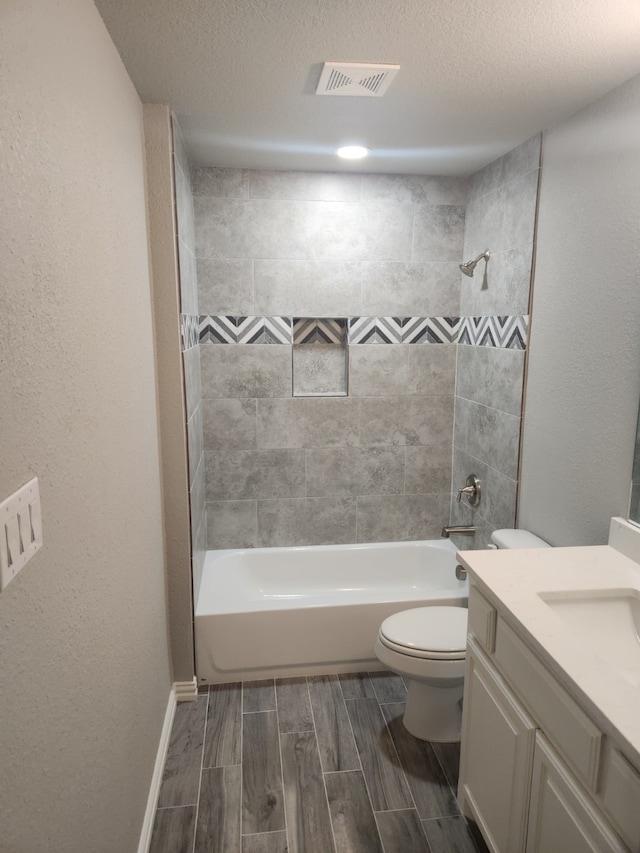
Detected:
left=192, top=142, right=539, bottom=551
left=193, top=169, right=464, bottom=550
left=451, top=135, right=541, bottom=544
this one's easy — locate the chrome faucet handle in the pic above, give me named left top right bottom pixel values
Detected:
left=456, top=474, right=481, bottom=507
left=456, top=485, right=475, bottom=502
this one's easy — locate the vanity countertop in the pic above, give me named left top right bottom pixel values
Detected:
left=456, top=544, right=640, bottom=766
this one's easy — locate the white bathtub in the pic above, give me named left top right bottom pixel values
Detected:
left=195, top=538, right=468, bottom=684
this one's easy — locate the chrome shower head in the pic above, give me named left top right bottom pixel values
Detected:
left=460, top=250, right=490, bottom=277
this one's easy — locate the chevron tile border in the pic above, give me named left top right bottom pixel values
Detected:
left=409, top=317, right=461, bottom=344
left=180, top=314, right=199, bottom=351
left=458, top=315, right=528, bottom=349
left=348, top=317, right=461, bottom=344
left=197, top=315, right=528, bottom=349
left=293, top=318, right=347, bottom=345
left=348, top=317, right=405, bottom=344
left=199, top=316, right=293, bottom=344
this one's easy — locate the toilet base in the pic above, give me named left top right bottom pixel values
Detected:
left=403, top=678, right=464, bottom=742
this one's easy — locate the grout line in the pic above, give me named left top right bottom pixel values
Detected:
left=278, top=727, right=316, bottom=734
left=306, top=678, right=347, bottom=853
left=322, top=768, right=367, bottom=775
left=155, top=803, right=198, bottom=811
left=242, top=708, right=277, bottom=715
left=274, top=687, right=290, bottom=853
left=375, top=689, right=420, bottom=816
left=239, top=682, right=245, bottom=841
left=304, top=675, right=338, bottom=853
left=190, top=694, right=209, bottom=853
left=373, top=806, right=417, bottom=814
left=422, top=814, right=463, bottom=823
left=241, top=829, right=288, bottom=838
left=341, top=700, right=381, bottom=827
left=430, top=743, right=459, bottom=798
left=335, top=673, right=350, bottom=704
left=336, top=680, right=365, bottom=776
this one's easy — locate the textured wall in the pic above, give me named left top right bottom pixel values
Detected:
left=193, top=170, right=467, bottom=547
left=520, top=74, right=640, bottom=545
left=450, top=136, right=540, bottom=547
left=0, top=3, right=171, bottom=851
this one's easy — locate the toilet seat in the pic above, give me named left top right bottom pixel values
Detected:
left=378, top=606, right=467, bottom=660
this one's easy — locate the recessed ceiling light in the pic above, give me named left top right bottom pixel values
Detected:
left=337, top=145, right=369, bottom=160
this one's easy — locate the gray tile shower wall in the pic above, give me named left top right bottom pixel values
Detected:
left=173, top=117, right=207, bottom=595
left=194, top=168, right=467, bottom=548
left=451, top=135, right=541, bottom=543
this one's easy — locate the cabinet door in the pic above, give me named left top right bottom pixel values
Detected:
left=526, top=734, right=627, bottom=853
left=458, top=639, right=537, bottom=853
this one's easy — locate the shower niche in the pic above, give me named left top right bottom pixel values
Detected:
left=292, top=318, right=348, bottom=397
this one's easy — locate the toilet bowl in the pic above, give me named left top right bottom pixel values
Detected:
left=375, top=606, right=468, bottom=742
left=375, top=527, right=550, bottom=742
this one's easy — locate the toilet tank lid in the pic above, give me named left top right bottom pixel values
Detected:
left=491, top=529, right=550, bottom=549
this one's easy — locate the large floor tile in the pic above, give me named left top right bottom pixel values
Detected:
left=308, top=674, right=361, bottom=772
left=195, top=765, right=241, bottom=853
left=375, top=809, right=431, bottom=853
left=422, top=815, right=485, bottom=853
left=242, top=711, right=286, bottom=834
left=381, top=703, right=459, bottom=820
left=281, top=730, right=335, bottom=853
left=338, top=672, right=376, bottom=700
left=344, top=698, right=413, bottom=812
left=157, top=697, right=207, bottom=808
left=204, top=682, right=242, bottom=767
left=243, top=679, right=277, bottom=713
left=325, top=770, right=384, bottom=853
left=432, top=741, right=461, bottom=790
left=276, top=677, right=314, bottom=733
left=149, top=672, right=488, bottom=853
left=242, top=831, right=289, bottom=853
left=149, top=806, right=196, bottom=853
left=368, top=671, right=408, bottom=703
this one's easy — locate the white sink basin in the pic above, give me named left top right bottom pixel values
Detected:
left=539, top=588, right=640, bottom=688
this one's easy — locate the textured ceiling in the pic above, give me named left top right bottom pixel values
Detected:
left=94, top=0, right=640, bottom=175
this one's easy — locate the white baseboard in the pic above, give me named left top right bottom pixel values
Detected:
left=173, top=676, right=198, bottom=702
left=137, top=687, right=177, bottom=853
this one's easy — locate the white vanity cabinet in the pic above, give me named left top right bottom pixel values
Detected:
left=527, top=734, right=626, bottom=853
left=460, top=639, right=536, bottom=852
left=458, top=585, right=636, bottom=853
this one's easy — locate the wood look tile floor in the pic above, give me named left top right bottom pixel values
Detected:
left=150, top=672, right=488, bottom=853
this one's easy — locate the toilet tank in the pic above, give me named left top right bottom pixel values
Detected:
left=491, top=529, right=550, bottom=549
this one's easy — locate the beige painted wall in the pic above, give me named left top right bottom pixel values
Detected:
left=0, top=2, right=172, bottom=850
left=520, top=72, right=640, bottom=545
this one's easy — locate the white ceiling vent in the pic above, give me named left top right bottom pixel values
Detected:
left=316, top=62, right=400, bottom=97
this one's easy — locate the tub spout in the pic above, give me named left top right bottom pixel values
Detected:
left=441, top=525, right=476, bottom=538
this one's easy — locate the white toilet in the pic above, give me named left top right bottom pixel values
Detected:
left=374, top=528, right=550, bottom=742
left=375, top=605, right=468, bottom=741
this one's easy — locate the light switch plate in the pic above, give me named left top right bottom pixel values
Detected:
left=0, top=477, right=43, bottom=592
